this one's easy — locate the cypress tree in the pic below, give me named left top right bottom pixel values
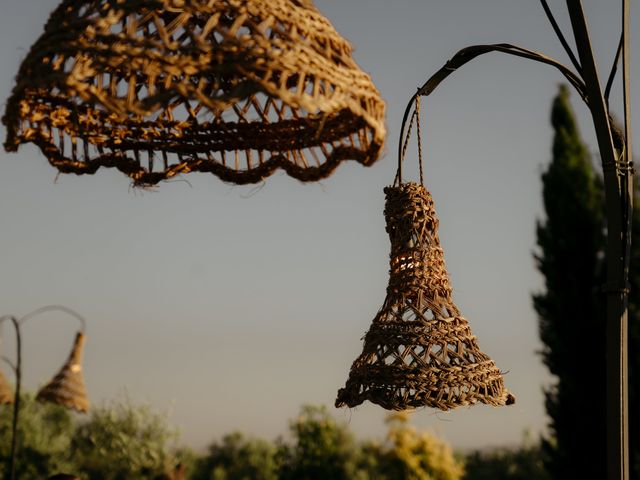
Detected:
left=533, top=84, right=606, bottom=480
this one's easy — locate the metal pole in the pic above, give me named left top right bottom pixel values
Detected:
left=618, top=0, right=632, bottom=479
left=565, top=2, right=631, bottom=480
left=1, top=306, right=88, bottom=478
left=7, top=317, right=21, bottom=480
left=401, top=2, right=631, bottom=478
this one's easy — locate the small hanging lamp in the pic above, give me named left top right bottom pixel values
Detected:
left=3, top=0, right=385, bottom=186
left=0, top=369, right=13, bottom=405
left=36, top=331, right=89, bottom=413
left=336, top=97, right=514, bottom=411
left=0, top=333, right=14, bottom=404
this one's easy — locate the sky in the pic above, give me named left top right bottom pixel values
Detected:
left=0, top=0, right=638, bottom=452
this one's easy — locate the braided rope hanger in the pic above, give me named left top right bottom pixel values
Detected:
left=394, top=93, right=424, bottom=187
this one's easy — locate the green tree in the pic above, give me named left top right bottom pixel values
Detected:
left=371, top=412, right=464, bottom=480
left=533, top=84, right=607, bottom=480
left=70, top=398, right=179, bottom=480
left=191, top=431, right=279, bottom=480
left=0, top=393, right=75, bottom=479
left=278, top=405, right=361, bottom=480
left=534, top=84, right=640, bottom=480
left=357, top=440, right=391, bottom=480
left=462, top=434, right=549, bottom=480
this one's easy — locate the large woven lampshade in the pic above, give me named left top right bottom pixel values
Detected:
left=336, top=183, right=514, bottom=411
left=36, top=332, right=89, bottom=413
left=0, top=369, right=13, bottom=405
left=3, top=0, right=386, bottom=186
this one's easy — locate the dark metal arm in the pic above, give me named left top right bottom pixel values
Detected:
left=397, top=43, right=587, bottom=171
left=416, top=44, right=586, bottom=99
left=19, top=305, right=87, bottom=332
left=604, top=33, right=623, bottom=105
left=539, top=0, right=583, bottom=74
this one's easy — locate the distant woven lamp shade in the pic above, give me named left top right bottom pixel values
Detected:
left=0, top=368, right=13, bottom=405
left=336, top=183, right=515, bottom=411
left=36, top=332, right=89, bottom=413
left=3, top=0, right=385, bottom=186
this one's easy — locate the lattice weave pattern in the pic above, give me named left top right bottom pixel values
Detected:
left=336, top=183, right=514, bottom=411
left=37, top=332, right=89, bottom=413
left=3, top=0, right=385, bottom=186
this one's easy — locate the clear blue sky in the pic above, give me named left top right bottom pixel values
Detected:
left=0, top=0, right=637, bottom=451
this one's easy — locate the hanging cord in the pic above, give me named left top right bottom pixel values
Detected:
left=395, top=90, right=425, bottom=186
left=415, top=96, right=424, bottom=185
left=395, top=103, right=417, bottom=185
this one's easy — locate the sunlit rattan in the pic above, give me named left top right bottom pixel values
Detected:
left=36, top=332, right=89, bottom=413
left=336, top=183, right=514, bottom=411
left=3, top=0, right=386, bottom=186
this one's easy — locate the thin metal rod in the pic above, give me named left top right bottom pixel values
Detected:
left=622, top=0, right=631, bottom=163
left=417, top=43, right=587, bottom=103
left=399, top=4, right=631, bottom=480
left=566, top=3, right=631, bottom=480
left=7, top=317, right=21, bottom=480
left=402, top=43, right=587, bottom=183
left=604, top=33, right=623, bottom=105
left=620, top=2, right=632, bottom=479
left=539, top=0, right=583, bottom=74
left=19, top=305, right=87, bottom=332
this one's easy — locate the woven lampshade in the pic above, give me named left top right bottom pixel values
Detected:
left=3, top=0, right=385, bottom=186
left=36, top=331, right=89, bottom=413
left=0, top=368, right=13, bottom=405
left=336, top=183, right=514, bottom=411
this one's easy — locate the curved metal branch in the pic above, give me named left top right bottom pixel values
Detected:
left=398, top=43, right=588, bottom=164
left=19, top=305, right=86, bottom=332
left=604, top=32, right=623, bottom=105
left=417, top=44, right=586, bottom=100
left=539, top=0, right=583, bottom=74
left=621, top=0, right=631, bottom=162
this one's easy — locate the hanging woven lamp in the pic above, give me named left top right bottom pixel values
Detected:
left=3, top=0, right=385, bottom=186
left=0, top=369, right=13, bottom=405
left=0, top=334, right=14, bottom=404
left=36, top=331, right=89, bottom=413
left=336, top=98, right=513, bottom=411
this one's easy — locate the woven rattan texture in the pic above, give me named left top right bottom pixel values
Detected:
left=0, top=369, right=13, bottom=405
left=336, top=183, right=514, bottom=411
left=36, top=332, right=89, bottom=413
left=3, top=0, right=385, bottom=186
